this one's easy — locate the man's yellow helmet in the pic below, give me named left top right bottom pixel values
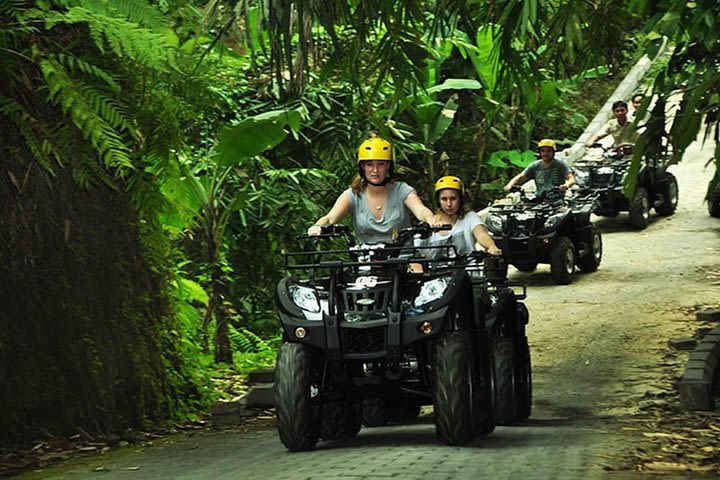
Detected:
left=537, top=138, right=556, bottom=150
left=434, top=175, right=464, bottom=193
left=358, top=137, right=393, bottom=162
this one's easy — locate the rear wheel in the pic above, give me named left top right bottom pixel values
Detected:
left=274, top=343, right=319, bottom=451
left=361, top=398, right=388, bottom=427
left=492, top=338, right=516, bottom=425
left=577, top=225, right=602, bottom=273
left=319, top=400, right=361, bottom=441
left=550, top=237, right=576, bottom=285
left=514, top=337, right=532, bottom=421
left=629, top=187, right=651, bottom=229
left=655, top=173, right=679, bottom=216
left=432, top=332, right=475, bottom=445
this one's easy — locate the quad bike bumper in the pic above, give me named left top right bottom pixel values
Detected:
left=277, top=305, right=450, bottom=362
left=491, top=231, right=556, bottom=264
left=590, top=187, right=629, bottom=215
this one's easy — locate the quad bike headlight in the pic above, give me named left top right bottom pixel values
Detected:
left=486, top=214, right=505, bottom=233
left=289, top=285, right=320, bottom=313
left=542, top=212, right=565, bottom=232
left=574, top=169, right=589, bottom=186
left=413, top=276, right=452, bottom=308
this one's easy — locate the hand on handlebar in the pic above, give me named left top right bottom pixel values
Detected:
left=426, top=214, right=443, bottom=228
left=486, top=245, right=503, bottom=256
left=307, top=224, right=322, bottom=236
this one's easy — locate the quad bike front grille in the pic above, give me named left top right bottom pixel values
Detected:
left=341, top=286, right=392, bottom=313
left=507, top=217, right=540, bottom=236
left=342, top=326, right=386, bottom=355
left=590, top=171, right=615, bottom=187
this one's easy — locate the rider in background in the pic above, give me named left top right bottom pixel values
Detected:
left=421, top=176, right=502, bottom=259
left=630, top=93, right=644, bottom=117
left=503, top=139, right=576, bottom=196
left=585, top=100, right=640, bottom=148
left=308, top=136, right=438, bottom=243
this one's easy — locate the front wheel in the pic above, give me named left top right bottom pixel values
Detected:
left=550, top=237, right=576, bottom=285
left=577, top=225, right=602, bottom=273
left=492, top=338, right=516, bottom=425
left=274, top=343, right=319, bottom=451
left=629, top=187, right=651, bottom=229
left=432, top=332, right=475, bottom=445
left=655, top=173, right=679, bottom=216
left=514, top=337, right=532, bottom=421
left=709, top=186, right=720, bottom=218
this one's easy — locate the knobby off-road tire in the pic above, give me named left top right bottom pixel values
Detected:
left=655, top=173, right=679, bottom=216
left=514, top=262, right=538, bottom=272
left=577, top=225, right=602, bottom=273
left=474, top=354, right=496, bottom=437
left=550, top=237, right=576, bottom=285
left=274, top=343, right=319, bottom=451
left=361, top=398, right=388, bottom=427
left=432, top=331, right=475, bottom=445
left=492, top=338, right=516, bottom=425
left=709, top=187, right=720, bottom=218
left=514, top=337, right=532, bottom=421
left=319, top=400, right=361, bottom=441
left=629, top=187, right=651, bottom=229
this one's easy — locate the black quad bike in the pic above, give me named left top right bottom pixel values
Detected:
left=709, top=181, right=720, bottom=218
left=273, top=224, right=532, bottom=451
left=485, top=187, right=602, bottom=285
left=573, top=143, right=679, bottom=229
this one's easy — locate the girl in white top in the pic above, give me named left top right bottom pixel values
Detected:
left=422, top=176, right=502, bottom=259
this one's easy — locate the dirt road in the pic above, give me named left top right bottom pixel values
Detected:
left=17, top=139, right=720, bottom=479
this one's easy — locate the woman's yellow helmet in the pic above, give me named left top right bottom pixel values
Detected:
left=434, top=175, right=464, bottom=193
left=358, top=137, right=393, bottom=162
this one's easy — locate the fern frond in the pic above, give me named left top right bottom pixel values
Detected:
left=0, top=0, right=27, bottom=15
left=49, top=7, right=175, bottom=70
left=40, top=58, right=134, bottom=171
left=230, top=327, right=271, bottom=353
left=0, top=99, right=63, bottom=174
left=53, top=53, right=121, bottom=94
left=71, top=151, right=119, bottom=188
left=80, top=0, right=166, bottom=30
left=77, top=84, right=132, bottom=132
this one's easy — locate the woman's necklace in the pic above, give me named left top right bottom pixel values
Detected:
left=376, top=204, right=383, bottom=210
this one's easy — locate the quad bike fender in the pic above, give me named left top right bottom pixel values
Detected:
left=485, top=289, right=522, bottom=336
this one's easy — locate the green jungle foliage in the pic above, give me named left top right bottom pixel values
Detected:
left=1, top=0, right=718, bottom=441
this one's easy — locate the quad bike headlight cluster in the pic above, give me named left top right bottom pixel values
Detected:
left=288, top=284, right=328, bottom=321
left=542, top=212, right=565, bottom=232
left=486, top=214, right=505, bottom=233
left=413, top=276, right=452, bottom=308
left=574, top=169, right=589, bottom=186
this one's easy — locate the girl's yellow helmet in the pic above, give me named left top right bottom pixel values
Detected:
left=358, top=137, right=393, bottom=162
left=434, top=175, right=464, bottom=193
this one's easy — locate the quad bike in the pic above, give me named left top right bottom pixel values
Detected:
left=485, top=187, right=602, bottom=285
left=709, top=181, right=720, bottom=218
left=573, top=143, right=679, bottom=229
left=273, top=223, right=532, bottom=451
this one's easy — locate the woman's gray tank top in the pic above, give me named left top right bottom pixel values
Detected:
left=344, top=181, right=414, bottom=244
